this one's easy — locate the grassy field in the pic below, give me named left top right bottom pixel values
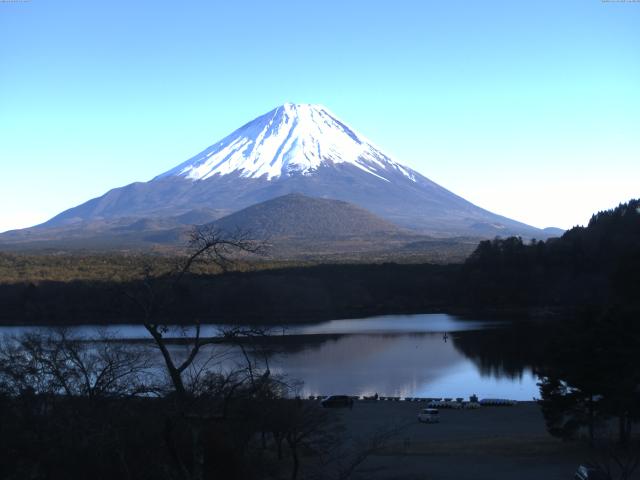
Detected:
left=0, top=251, right=317, bottom=283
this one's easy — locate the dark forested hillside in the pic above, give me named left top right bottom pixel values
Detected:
left=458, top=199, right=640, bottom=310
left=0, top=263, right=456, bottom=325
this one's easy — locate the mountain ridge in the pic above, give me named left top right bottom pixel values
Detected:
left=3, top=103, right=560, bottom=241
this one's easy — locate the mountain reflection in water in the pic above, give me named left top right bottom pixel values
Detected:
left=0, top=314, right=542, bottom=400
left=154, top=315, right=541, bottom=400
left=256, top=331, right=539, bottom=400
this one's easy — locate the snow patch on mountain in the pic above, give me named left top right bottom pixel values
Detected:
left=156, top=103, right=416, bottom=183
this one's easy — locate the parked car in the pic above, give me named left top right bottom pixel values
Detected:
left=417, top=408, right=440, bottom=423
left=479, top=398, right=517, bottom=406
left=574, top=465, right=607, bottom=480
left=320, top=395, right=354, bottom=408
left=427, top=400, right=462, bottom=409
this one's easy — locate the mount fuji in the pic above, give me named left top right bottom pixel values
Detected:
left=6, top=103, right=554, bottom=245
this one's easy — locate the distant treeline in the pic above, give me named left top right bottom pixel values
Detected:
left=0, top=199, right=638, bottom=325
left=0, top=263, right=456, bottom=325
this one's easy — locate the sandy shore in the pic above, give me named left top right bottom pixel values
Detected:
left=324, top=401, right=618, bottom=480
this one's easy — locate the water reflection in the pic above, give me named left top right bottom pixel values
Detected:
left=451, top=326, right=546, bottom=380
left=151, top=327, right=540, bottom=400
left=259, top=332, right=538, bottom=400
left=0, top=314, right=541, bottom=400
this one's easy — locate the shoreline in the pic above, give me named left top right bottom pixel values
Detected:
left=0, top=306, right=570, bottom=327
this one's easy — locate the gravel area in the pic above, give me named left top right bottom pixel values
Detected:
left=324, top=401, right=611, bottom=480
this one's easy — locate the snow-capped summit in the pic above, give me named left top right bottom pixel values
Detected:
left=26, top=103, right=553, bottom=240
left=156, top=103, right=416, bottom=183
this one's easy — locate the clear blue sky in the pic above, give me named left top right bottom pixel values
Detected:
left=1, top=0, right=638, bottom=232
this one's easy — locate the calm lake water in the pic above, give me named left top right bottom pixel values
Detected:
left=0, top=314, right=541, bottom=400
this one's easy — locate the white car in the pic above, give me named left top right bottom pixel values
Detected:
left=417, top=408, right=440, bottom=423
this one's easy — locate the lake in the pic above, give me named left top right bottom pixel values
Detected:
left=0, top=314, right=541, bottom=401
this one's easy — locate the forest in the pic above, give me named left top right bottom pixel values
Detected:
left=1, top=199, right=638, bottom=326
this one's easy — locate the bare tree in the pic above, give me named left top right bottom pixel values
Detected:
left=285, top=402, right=333, bottom=480
left=309, top=420, right=409, bottom=480
left=123, top=225, right=264, bottom=398
left=0, top=328, right=162, bottom=480
left=121, top=225, right=273, bottom=480
left=0, top=328, right=152, bottom=398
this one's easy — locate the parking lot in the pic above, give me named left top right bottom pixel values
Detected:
left=330, top=401, right=602, bottom=480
